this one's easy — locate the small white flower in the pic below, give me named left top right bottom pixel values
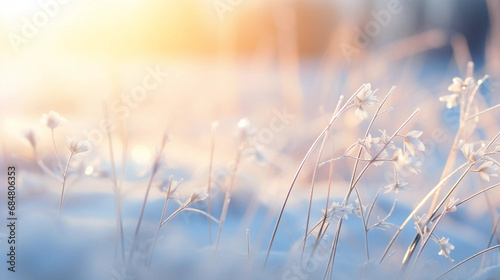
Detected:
left=354, top=83, right=378, bottom=120
left=448, top=77, right=474, bottom=93
left=414, top=214, right=431, bottom=237
left=439, top=77, right=474, bottom=109
left=66, top=137, right=92, bottom=155
left=189, top=190, right=208, bottom=203
left=435, top=236, right=455, bottom=262
left=475, top=161, right=498, bottom=181
left=360, top=134, right=388, bottom=166
left=379, top=129, right=395, bottom=149
left=383, top=180, right=411, bottom=194
left=439, top=93, right=460, bottom=109
left=392, top=149, right=421, bottom=174
left=326, top=202, right=354, bottom=220
left=404, top=130, right=425, bottom=156
left=461, top=143, right=484, bottom=164
left=41, top=111, right=67, bottom=129
left=22, top=128, right=38, bottom=148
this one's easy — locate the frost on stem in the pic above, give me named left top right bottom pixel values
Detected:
left=383, top=180, right=410, bottom=194
left=354, top=83, right=378, bottom=120
left=41, top=111, right=67, bottom=129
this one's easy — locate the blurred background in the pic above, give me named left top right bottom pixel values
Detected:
left=0, top=0, right=499, bottom=200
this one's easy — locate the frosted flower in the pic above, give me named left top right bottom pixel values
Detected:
left=440, top=77, right=474, bottom=109
left=439, top=93, right=460, bottom=109
left=189, top=190, right=208, bottom=203
left=22, top=128, right=38, bottom=148
left=392, top=149, right=421, bottom=174
left=413, top=214, right=431, bottom=237
left=379, top=129, right=395, bottom=149
left=41, top=111, right=67, bottom=129
left=66, top=137, right=92, bottom=155
left=404, top=130, right=425, bottom=156
left=360, top=134, right=388, bottom=166
left=448, top=77, right=474, bottom=93
left=383, top=180, right=411, bottom=194
left=475, top=161, right=498, bottom=181
left=354, top=83, right=378, bottom=120
left=461, top=143, right=484, bottom=164
left=326, top=202, right=354, bottom=220
left=435, top=236, right=455, bottom=262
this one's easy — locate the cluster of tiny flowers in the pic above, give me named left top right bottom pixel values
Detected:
left=355, top=129, right=424, bottom=194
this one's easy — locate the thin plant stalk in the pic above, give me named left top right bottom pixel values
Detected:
left=323, top=219, right=342, bottom=280
left=207, top=122, right=217, bottom=244
left=427, top=71, right=488, bottom=217
left=379, top=162, right=468, bottom=264
left=481, top=215, right=500, bottom=270
left=51, top=128, right=64, bottom=177
left=147, top=176, right=175, bottom=267
left=303, top=97, right=343, bottom=262
left=307, top=132, right=337, bottom=264
left=246, top=229, right=250, bottom=260
left=301, top=113, right=334, bottom=261
left=57, top=152, right=74, bottom=228
left=264, top=85, right=365, bottom=268
left=103, top=103, right=125, bottom=264
left=214, top=142, right=244, bottom=259
left=128, top=132, right=169, bottom=266
left=434, top=244, right=500, bottom=279
left=407, top=210, right=449, bottom=279
left=400, top=131, right=500, bottom=268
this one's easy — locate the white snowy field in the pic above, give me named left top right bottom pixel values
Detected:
left=1, top=58, right=500, bottom=280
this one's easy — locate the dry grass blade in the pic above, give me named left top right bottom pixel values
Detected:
left=103, top=103, right=125, bottom=264
left=434, top=244, right=500, bottom=279
left=264, top=84, right=365, bottom=268
left=128, top=131, right=169, bottom=266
